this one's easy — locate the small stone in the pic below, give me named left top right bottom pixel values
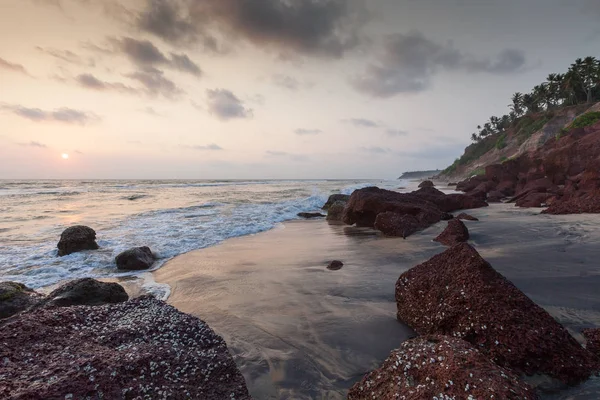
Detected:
left=327, top=260, right=344, bottom=271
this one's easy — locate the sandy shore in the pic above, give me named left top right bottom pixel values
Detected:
left=154, top=203, right=600, bottom=399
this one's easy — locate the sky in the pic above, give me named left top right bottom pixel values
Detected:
left=0, top=0, right=599, bottom=179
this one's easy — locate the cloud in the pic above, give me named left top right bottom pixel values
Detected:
left=36, top=46, right=94, bottom=66
left=76, top=73, right=137, bottom=93
left=344, top=118, right=380, bottom=128
left=386, top=129, right=409, bottom=136
left=206, top=89, right=253, bottom=120
left=1, top=104, right=100, bottom=124
left=18, top=141, right=47, bottom=148
left=115, top=37, right=202, bottom=77
left=127, top=68, right=183, bottom=98
left=294, top=128, right=322, bottom=135
left=352, top=30, right=528, bottom=97
left=184, top=143, right=223, bottom=151
left=265, top=150, right=308, bottom=162
left=137, top=0, right=368, bottom=57
left=272, top=74, right=299, bottom=90
left=0, top=57, right=29, bottom=75
left=360, top=146, right=392, bottom=154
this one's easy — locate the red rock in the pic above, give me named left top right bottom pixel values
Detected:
left=395, top=243, right=597, bottom=385
left=496, top=180, right=516, bottom=196
left=487, top=190, right=505, bottom=202
left=515, top=192, right=553, bottom=208
left=347, top=335, right=536, bottom=400
left=456, top=213, right=479, bottom=221
left=434, top=219, right=469, bottom=246
left=521, top=177, right=556, bottom=194
left=0, top=296, right=251, bottom=400
left=327, top=260, right=344, bottom=270
left=413, top=187, right=488, bottom=213
left=543, top=190, right=600, bottom=214
left=583, top=328, right=600, bottom=359
left=456, top=175, right=488, bottom=192
left=418, top=180, right=435, bottom=188
left=374, top=212, right=420, bottom=238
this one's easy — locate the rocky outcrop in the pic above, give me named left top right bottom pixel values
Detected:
left=348, top=335, right=536, bottom=400
left=33, top=278, right=128, bottom=309
left=1, top=296, right=252, bottom=400
left=327, top=260, right=343, bottom=270
left=418, top=180, right=434, bottom=188
left=341, top=187, right=486, bottom=238
left=0, top=282, right=43, bottom=320
left=434, top=219, right=469, bottom=246
left=322, top=194, right=350, bottom=210
left=297, top=212, right=325, bottom=219
left=57, top=225, right=99, bottom=256
left=583, top=328, right=600, bottom=359
left=395, top=243, right=597, bottom=385
left=456, top=213, right=479, bottom=221
left=115, top=246, right=156, bottom=270
left=326, top=200, right=346, bottom=221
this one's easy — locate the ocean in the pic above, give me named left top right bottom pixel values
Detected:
left=0, top=179, right=401, bottom=297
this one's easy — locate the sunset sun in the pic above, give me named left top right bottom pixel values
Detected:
left=61, top=153, right=69, bottom=160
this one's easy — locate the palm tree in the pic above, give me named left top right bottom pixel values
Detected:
left=471, top=133, right=478, bottom=142
left=532, top=84, right=551, bottom=111
left=523, top=93, right=540, bottom=114
left=546, top=73, right=564, bottom=108
left=571, top=57, right=600, bottom=103
left=510, top=92, right=524, bottom=117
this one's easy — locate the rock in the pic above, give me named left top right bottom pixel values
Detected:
left=326, top=200, right=346, bottom=221
left=0, top=296, right=251, bottom=400
left=0, top=282, right=43, bottom=320
left=496, top=180, right=517, bottom=196
left=374, top=212, right=420, bottom=238
left=515, top=192, right=553, bottom=208
left=327, top=260, right=343, bottom=270
left=434, top=219, right=469, bottom=246
left=297, top=212, right=325, bottom=219
left=33, top=278, right=128, bottom=309
left=395, top=243, right=597, bottom=385
left=115, top=246, right=156, bottom=270
left=448, top=182, right=458, bottom=186
left=418, top=180, right=434, bottom=188
left=583, top=328, right=600, bottom=359
left=57, top=225, right=99, bottom=256
left=322, top=194, right=350, bottom=210
left=543, top=190, right=600, bottom=214
left=456, top=213, right=479, bottom=221
left=347, top=335, right=536, bottom=400
left=412, top=187, right=488, bottom=213
left=487, top=190, right=505, bottom=202
left=456, top=175, right=488, bottom=193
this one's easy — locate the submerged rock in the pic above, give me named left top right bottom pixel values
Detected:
left=395, top=243, right=597, bottom=385
left=33, top=278, right=128, bottom=309
left=116, top=246, right=156, bottom=270
left=434, top=219, right=469, bottom=246
left=322, top=194, right=350, bottom=210
left=0, top=282, right=43, bottom=320
left=57, top=225, right=99, bottom=256
left=327, top=260, right=344, bottom=270
left=348, top=335, right=536, bottom=400
left=0, top=296, right=252, bottom=400
left=326, top=200, right=346, bottom=221
left=456, top=213, right=479, bottom=221
left=297, top=212, right=326, bottom=219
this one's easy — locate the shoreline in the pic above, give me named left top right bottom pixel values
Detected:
left=153, top=202, right=600, bottom=398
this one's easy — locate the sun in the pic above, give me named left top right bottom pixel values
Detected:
left=61, top=153, right=69, bottom=160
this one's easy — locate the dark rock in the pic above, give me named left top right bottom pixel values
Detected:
left=0, top=296, right=251, bottom=400
left=434, top=219, right=469, bottom=246
left=515, top=192, right=553, bottom=208
left=115, top=246, right=156, bottom=271
left=33, top=278, right=128, bottom=309
left=456, top=175, right=488, bottom=192
left=418, top=180, right=434, bottom=188
left=374, top=212, right=420, bottom=238
left=496, top=180, right=517, bottom=196
left=583, top=328, right=600, bottom=359
left=395, top=243, right=597, bottom=385
left=57, top=225, right=99, bottom=256
left=487, top=190, right=505, bottom=202
left=456, top=213, right=479, bottom=221
left=543, top=189, right=600, bottom=214
left=412, top=187, right=488, bottom=213
left=327, top=260, right=344, bottom=270
left=347, top=335, right=536, bottom=400
left=322, top=194, right=350, bottom=210
left=297, top=212, right=325, bottom=219
left=326, top=200, right=346, bottom=221
left=448, top=182, right=458, bottom=186
left=0, top=282, right=43, bottom=320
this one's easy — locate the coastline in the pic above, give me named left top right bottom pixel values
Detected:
left=153, top=201, right=600, bottom=398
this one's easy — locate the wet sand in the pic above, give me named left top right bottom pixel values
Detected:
left=154, top=203, right=600, bottom=399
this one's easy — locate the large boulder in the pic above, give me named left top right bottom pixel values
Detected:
left=543, top=190, right=600, bottom=214
left=33, top=278, right=128, bottom=309
left=418, top=180, right=434, bottom=188
left=395, top=243, right=597, bottom=385
left=583, top=328, right=600, bottom=359
left=0, top=282, right=43, bottom=320
left=374, top=212, right=420, bottom=238
left=326, top=200, right=346, bottom=221
left=456, top=213, right=479, bottom=221
left=456, top=175, right=488, bottom=192
left=412, top=187, right=488, bottom=213
left=57, top=225, right=99, bottom=256
left=348, top=335, right=536, bottom=400
left=0, top=296, right=251, bottom=400
left=322, top=194, right=350, bottom=210
left=115, top=246, right=156, bottom=270
left=434, top=219, right=469, bottom=246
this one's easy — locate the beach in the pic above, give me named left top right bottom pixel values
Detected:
left=154, top=202, right=600, bottom=399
